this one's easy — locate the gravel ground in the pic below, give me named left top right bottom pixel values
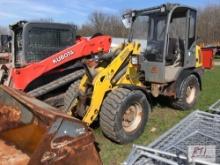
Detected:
left=215, top=61, right=220, bottom=66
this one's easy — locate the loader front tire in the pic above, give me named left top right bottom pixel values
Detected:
left=100, top=88, right=150, bottom=144
left=171, top=74, right=200, bottom=110
left=64, top=80, right=80, bottom=115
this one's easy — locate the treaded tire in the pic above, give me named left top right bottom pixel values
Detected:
left=100, top=88, right=150, bottom=144
left=171, top=74, right=200, bottom=110
left=64, top=80, right=80, bottom=114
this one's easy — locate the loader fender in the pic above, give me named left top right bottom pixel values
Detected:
left=175, top=68, right=203, bottom=98
left=117, top=84, right=153, bottom=109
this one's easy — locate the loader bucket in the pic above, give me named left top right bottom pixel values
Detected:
left=0, top=85, right=101, bottom=165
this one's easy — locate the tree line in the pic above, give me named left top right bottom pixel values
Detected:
left=197, top=4, right=220, bottom=44
left=77, top=11, right=128, bottom=38
left=78, top=4, right=220, bottom=45
left=1, top=4, right=220, bottom=45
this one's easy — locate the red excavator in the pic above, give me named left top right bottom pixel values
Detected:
left=0, top=21, right=111, bottom=107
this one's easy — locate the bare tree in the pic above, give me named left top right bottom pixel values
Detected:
left=89, top=11, right=108, bottom=33
left=77, top=24, right=94, bottom=36
left=77, top=11, right=128, bottom=37
left=0, top=26, right=10, bottom=35
left=197, top=4, right=220, bottom=44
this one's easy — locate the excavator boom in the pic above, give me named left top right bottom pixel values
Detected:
left=9, top=35, right=111, bottom=90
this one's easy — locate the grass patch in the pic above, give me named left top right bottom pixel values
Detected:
left=94, top=66, right=220, bottom=165
left=215, top=58, right=220, bottom=62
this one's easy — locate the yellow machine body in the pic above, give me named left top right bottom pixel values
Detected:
left=196, top=45, right=203, bottom=68
left=79, top=42, right=142, bottom=125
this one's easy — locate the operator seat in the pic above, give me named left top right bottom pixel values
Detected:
left=166, top=21, right=185, bottom=66
left=166, top=38, right=178, bottom=65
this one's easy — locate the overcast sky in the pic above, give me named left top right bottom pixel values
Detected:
left=0, top=0, right=219, bottom=26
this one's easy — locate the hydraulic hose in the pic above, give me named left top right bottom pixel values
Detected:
left=98, top=47, right=121, bottom=61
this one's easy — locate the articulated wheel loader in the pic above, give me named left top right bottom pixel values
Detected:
left=0, top=21, right=111, bottom=107
left=64, top=3, right=204, bottom=144
left=0, top=86, right=101, bottom=165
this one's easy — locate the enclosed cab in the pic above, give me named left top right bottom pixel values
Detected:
left=136, top=4, right=200, bottom=83
left=122, top=4, right=203, bottom=109
left=10, top=21, right=76, bottom=67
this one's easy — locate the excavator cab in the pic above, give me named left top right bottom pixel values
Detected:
left=10, top=21, right=76, bottom=67
left=122, top=4, right=201, bottom=83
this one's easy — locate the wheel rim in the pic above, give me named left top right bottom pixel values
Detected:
left=122, top=103, right=143, bottom=133
left=186, top=85, right=196, bottom=104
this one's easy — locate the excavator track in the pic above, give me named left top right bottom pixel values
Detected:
left=27, top=69, right=84, bottom=98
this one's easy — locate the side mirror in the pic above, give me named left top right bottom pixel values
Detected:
left=122, top=16, right=132, bottom=29
left=122, top=11, right=136, bottom=29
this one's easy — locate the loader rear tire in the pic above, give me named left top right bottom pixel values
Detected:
left=100, top=88, right=150, bottom=144
left=171, top=74, right=200, bottom=110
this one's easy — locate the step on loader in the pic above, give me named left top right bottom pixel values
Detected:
left=0, top=21, right=111, bottom=107
left=64, top=3, right=204, bottom=144
left=0, top=85, right=101, bottom=165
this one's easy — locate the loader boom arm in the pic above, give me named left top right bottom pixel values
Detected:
left=81, top=42, right=141, bottom=125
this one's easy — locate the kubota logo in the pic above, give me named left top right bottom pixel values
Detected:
left=52, top=50, right=74, bottom=64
